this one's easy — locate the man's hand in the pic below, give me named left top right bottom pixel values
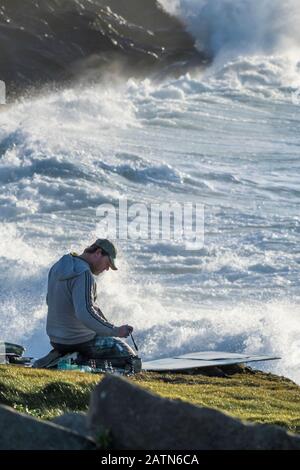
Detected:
left=117, top=324, right=134, bottom=338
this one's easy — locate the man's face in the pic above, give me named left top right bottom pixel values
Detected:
left=92, top=249, right=112, bottom=275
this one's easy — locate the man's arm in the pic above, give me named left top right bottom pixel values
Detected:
left=71, top=271, right=120, bottom=337
left=92, top=283, right=109, bottom=321
left=94, top=306, right=109, bottom=322
left=46, top=267, right=53, bottom=306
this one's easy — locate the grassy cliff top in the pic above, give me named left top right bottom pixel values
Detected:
left=0, top=365, right=299, bottom=434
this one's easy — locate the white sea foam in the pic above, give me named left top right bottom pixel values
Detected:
left=160, top=0, right=300, bottom=57
left=160, top=0, right=300, bottom=98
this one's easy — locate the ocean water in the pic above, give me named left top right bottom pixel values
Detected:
left=0, top=0, right=299, bottom=382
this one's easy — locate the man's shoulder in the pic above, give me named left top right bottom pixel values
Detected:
left=48, top=253, right=92, bottom=282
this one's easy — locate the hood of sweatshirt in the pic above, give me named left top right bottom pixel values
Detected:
left=51, top=253, right=92, bottom=281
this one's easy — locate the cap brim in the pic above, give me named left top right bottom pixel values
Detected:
left=109, top=257, right=118, bottom=271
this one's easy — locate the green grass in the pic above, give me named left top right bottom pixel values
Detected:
left=0, top=365, right=299, bottom=434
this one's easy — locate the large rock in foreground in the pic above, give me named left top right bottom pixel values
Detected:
left=88, top=374, right=300, bottom=450
left=0, top=405, right=94, bottom=450
left=51, top=412, right=91, bottom=439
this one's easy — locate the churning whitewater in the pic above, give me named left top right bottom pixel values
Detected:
left=0, top=0, right=299, bottom=382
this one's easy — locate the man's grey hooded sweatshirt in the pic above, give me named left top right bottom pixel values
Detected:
left=46, top=253, right=119, bottom=345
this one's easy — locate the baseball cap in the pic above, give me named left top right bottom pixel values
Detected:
left=95, top=239, right=118, bottom=270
